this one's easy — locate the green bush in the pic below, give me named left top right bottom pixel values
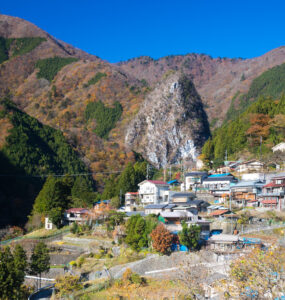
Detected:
left=85, top=100, right=122, bottom=139
left=35, top=56, right=78, bottom=81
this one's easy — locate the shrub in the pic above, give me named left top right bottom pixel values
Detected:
left=77, top=256, right=85, bottom=268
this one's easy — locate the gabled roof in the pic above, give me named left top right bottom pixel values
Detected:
left=185, top=172, right=208, bottom=177
left=203, top=176, right=236, bottom=182
left=65, top=208, right=89, bottom=214
left=209, top=209, right=229, bottom=216
left=161, top=211, right=194, bottom=218
left=145, top=204, right=168, bottom=209
left=171, top=192, right=196, bottom=198
left=262, top=199, right=277, bottom=204
left=231, top=180, right=265, bottom=189
left=138, top=180, right=169, bottom=186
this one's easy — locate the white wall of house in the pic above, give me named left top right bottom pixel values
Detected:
left=139, top=181, right=169, bottom=205
left=45, top=217, right=53, bottom=230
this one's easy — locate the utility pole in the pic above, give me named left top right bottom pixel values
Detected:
left=260, top=136, right=262, bottom=159
left=147, top=164, right=149, bottom=180
left=169, top=165, right=172, bottom=181
left=225, top=149, right=228, bottom=162
left=163, top=167, right=166, bottom=182
left=120, top=189, right=122, bottom=207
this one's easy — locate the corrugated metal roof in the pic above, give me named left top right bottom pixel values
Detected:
left=145, top=204, right=168, bottom=209
left=161, top=211, right=194, bottom=218
left=172, top=192, right=195, bottom=198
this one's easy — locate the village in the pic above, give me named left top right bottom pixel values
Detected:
left=18, top=143, right=283, bottom=298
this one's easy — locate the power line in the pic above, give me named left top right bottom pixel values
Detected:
left=0, top=170, right=123, bottom=178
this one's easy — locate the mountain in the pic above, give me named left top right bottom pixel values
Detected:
left=202, top=63, right=285, bottom=165
left=0, top=99, right=92, bottom=227
left=0, top=14, right=284, bottom=188
left=118, top=48, right=285, bottom=126
left=125, top=73, right=210, bottom=167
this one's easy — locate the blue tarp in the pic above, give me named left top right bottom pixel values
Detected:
left=209, top=173, right=230, bottom=178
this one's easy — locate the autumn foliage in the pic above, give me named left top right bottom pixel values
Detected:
left=150, top=224, right=173, bottom=254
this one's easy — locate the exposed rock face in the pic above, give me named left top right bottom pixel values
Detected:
left=125, top=73, right=210, bottom=167
left=118, top=48, right=285, bottom=126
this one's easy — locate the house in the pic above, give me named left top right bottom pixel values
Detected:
left=182, top=172, right=208, bottom=191
left=138, top=180, right=170, bottom=206
left=144, top=204, right=168, bottom=215
left=259, top=173, right=285, bottom=210
left=207, top=234, right=240, bottom=252
left=272, top=142, right=285, bottom=152
left=235, top=160, right=264, bottom=173
left=170, top=192, right=196, bottom=203
left=160, top=211, right=211, bottom=237
left=125, top=192, right=139, bottom=212
left=202, top=173, right=238, bottom=198
left=230, top=180, right=265, bottom=207
left=64, top=208, right=90, bottom=225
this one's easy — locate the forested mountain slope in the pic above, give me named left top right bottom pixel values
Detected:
left=0, top=99, right=92, bottom=227
left=201, top=64, right=285, bottom=165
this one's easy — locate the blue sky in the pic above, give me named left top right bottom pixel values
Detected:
left=1, top=0, right=285, bottom=62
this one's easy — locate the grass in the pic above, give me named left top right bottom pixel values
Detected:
left=82, top=278, right=188, bottom=299
left=24, top=226, right=70, bottom=239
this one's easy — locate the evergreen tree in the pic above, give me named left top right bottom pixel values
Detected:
left=13, top=244, right=27, bottom=283
left=0, top=247, right=17, bottom=299
left=71, top=176, right=95, bottom=207
left=116, top=162, right=136, bottom=195
left=30, top=242, right=50, bottom=289
left=178, top=221, right=201, bottom=251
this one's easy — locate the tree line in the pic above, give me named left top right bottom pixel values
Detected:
left=0, top=242, right=50, bottom=299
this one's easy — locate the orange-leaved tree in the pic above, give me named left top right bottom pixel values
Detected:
left=246, top=113, right=270, bottom=146
left=150, top=224, right=173, bottom=254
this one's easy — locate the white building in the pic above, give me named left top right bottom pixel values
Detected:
left=182, top=172, right=208, bottom=191
left=45, top=217, right=53, bottom=230
left=272, top=142, right=285, bottom=152
left=235, top=160, right=264, bottom=173
left=125, top=192, right=139, bottom=212
left=138, top=180, right=170, bottom=206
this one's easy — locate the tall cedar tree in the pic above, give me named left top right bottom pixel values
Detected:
left=178, top=221, right=201, bottom=251
left=0, top=246, right=27, bottom=299
left=150, top=224, right=173, bottom=254
left=30, top=242, right=50, bottom=289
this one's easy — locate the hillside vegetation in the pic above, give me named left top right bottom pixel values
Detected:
left=0, top=98, right=94, bottom=227
left=85, top=100, right=123, bottom=139
left=0, top=36, right=46, bottom=64
left=35, top=56, right=78, bottom=81
left=202, top=95, right=285, bottom=164
left=226, top=62, right=285, bottom=121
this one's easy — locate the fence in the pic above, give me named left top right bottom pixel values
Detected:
left=0, top=228, right=70, bottom=246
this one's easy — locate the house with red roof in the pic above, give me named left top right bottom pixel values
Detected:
left=138, top=180, right=170, bottom=206
left=259, top=173, right=285, bottom=210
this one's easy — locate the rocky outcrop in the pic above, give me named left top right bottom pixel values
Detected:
left=125, top=73, right=210, bottom=167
